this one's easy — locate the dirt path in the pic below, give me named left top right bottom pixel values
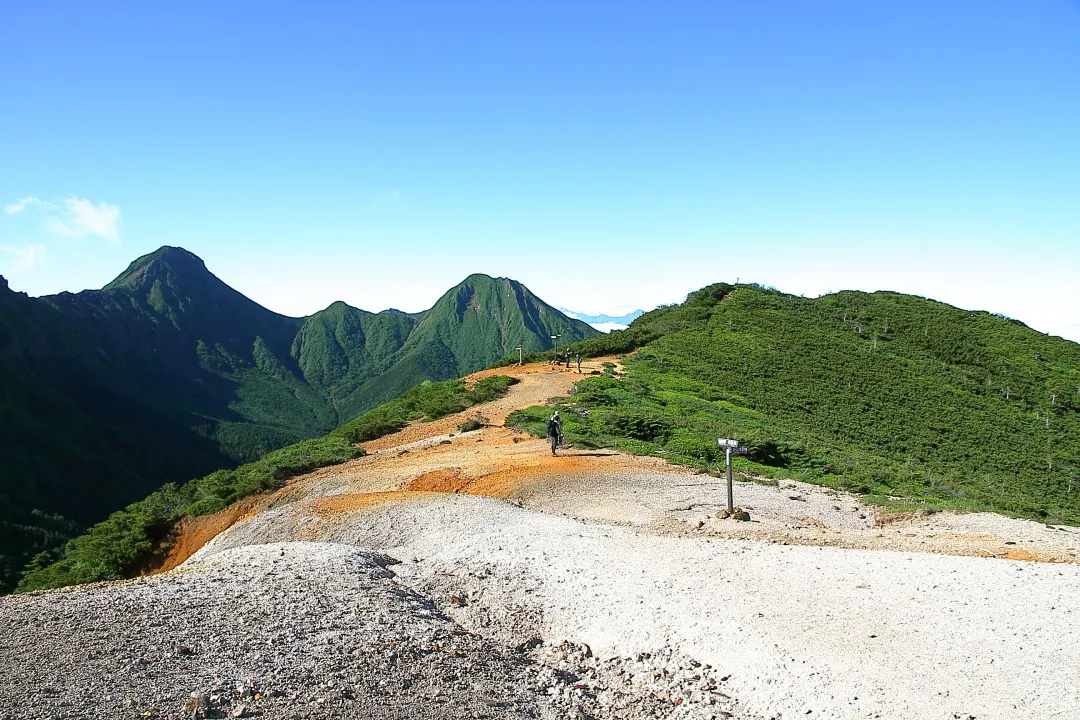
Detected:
left=152, top=359, right=614, bottom=572
left=362, top=359, right=598, bottom=452
left=152, top=357, right=1080, bottom=574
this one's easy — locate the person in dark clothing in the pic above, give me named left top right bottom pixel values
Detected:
left=576, top=354, right=582, bottom=373
left=565, top=347, right=572, bottom=370
left=546, top=411, right=562, bottom=456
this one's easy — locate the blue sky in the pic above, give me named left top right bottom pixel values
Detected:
left=2, top=1, right=1079, bottom=340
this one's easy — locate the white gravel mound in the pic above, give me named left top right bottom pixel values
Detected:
left=0, top=543, right=547, bottom=720
left=196, top=493, right=1080, bottom=720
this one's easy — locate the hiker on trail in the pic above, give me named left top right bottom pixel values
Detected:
left=565, top=347, right=572, bottom=370
left=576, top=354, right=582, bottom=373
left=546, top=411, right=563, bottom=456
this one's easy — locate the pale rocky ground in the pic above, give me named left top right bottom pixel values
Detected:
left=3, top=360, right=1079, bottom=720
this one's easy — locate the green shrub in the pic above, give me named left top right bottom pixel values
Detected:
left=505, top=406, right=551, bottom=437
left=336, top=375, right=517, bottom=443
left=665, top=429, right=720, bottom=462
left=602, top=407, right=670, bottom=442
left=458, top=414, right=488, bottom=433
left=336, top=406, right=408, bottom=443
left=17, top=434, right=364, bottom=593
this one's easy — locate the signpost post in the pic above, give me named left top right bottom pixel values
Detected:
left=550, top=334, right=561, bottom=363
left=515, top=346, right=522, bottom=366
left=718, top=438, right=748, bottom=512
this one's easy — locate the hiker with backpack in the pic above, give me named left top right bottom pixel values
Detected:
left=546, top=411, right=563, bottom=456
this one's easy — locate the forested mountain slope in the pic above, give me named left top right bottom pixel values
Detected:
left=0, top=247, right=595, bottom=591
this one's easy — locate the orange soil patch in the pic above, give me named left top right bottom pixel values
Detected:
left=151, top=469, right=319, bottom=573
left=395, top=449, right=640, bottom=500
left=460, top=454, right=616, bottom=498
left=406, top=468, right=470, bottom=493
left=153, top=495, right=266, bottom=573
left=981, top=548, right=1067, bottom=563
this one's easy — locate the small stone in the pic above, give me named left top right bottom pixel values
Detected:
left=715, top=510, right=731, bottom=520
left=732, top=510, right=751, bottom=522
left=184, top=695, right=210, bottom=716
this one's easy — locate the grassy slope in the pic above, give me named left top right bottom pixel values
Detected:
left=507, top=284, right=1080, bottom=523
left=16, top=375, right=517, bottom=593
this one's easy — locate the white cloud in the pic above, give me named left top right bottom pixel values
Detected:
left=2, top=195, right=121, bottom=244
left=0, top=244, right=47, bottom=271
left=589, top=322, right=630, bottom=333
left=1049, top=323, right=1080, bottom=345
left=49, top=197, right=122, bottom=243
left=3, top=196, right=48, bottom=215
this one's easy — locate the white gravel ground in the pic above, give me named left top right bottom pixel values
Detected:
left=0, top=543, right=548, bottom=720
left=193, top=492, right=1080, bottom=720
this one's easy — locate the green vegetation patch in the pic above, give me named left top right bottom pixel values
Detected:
left=508, top=284, right=1080, bottom=524
left=16, top=434, right=364, bottom=593
left=334, top=375, right=517, bottom=443
left=18, top=374, right=519, bottom=593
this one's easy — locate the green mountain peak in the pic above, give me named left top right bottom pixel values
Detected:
left=0, top=250, right=599, bottom=593
left=103, top=246, right=208, bottom=292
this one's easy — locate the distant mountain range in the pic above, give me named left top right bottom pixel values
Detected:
left=0, top=247, right=596, bottom=590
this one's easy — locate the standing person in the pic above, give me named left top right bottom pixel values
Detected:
left=576, top=354, right=582, bottom=373
left=546, top=411, right=562, bottom=456
left=565, top=347, right=572, bottom=370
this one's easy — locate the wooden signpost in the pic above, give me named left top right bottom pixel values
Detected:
left=718, top=438, right=749, bottom=512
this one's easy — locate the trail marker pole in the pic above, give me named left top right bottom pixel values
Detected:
left=726, top=446, right=734, bottom=511
left=551, top=334, right=561, bottom=363
left=718, top=438, right=748, bottom=512
left=516, top=346, right=522, bottom=366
